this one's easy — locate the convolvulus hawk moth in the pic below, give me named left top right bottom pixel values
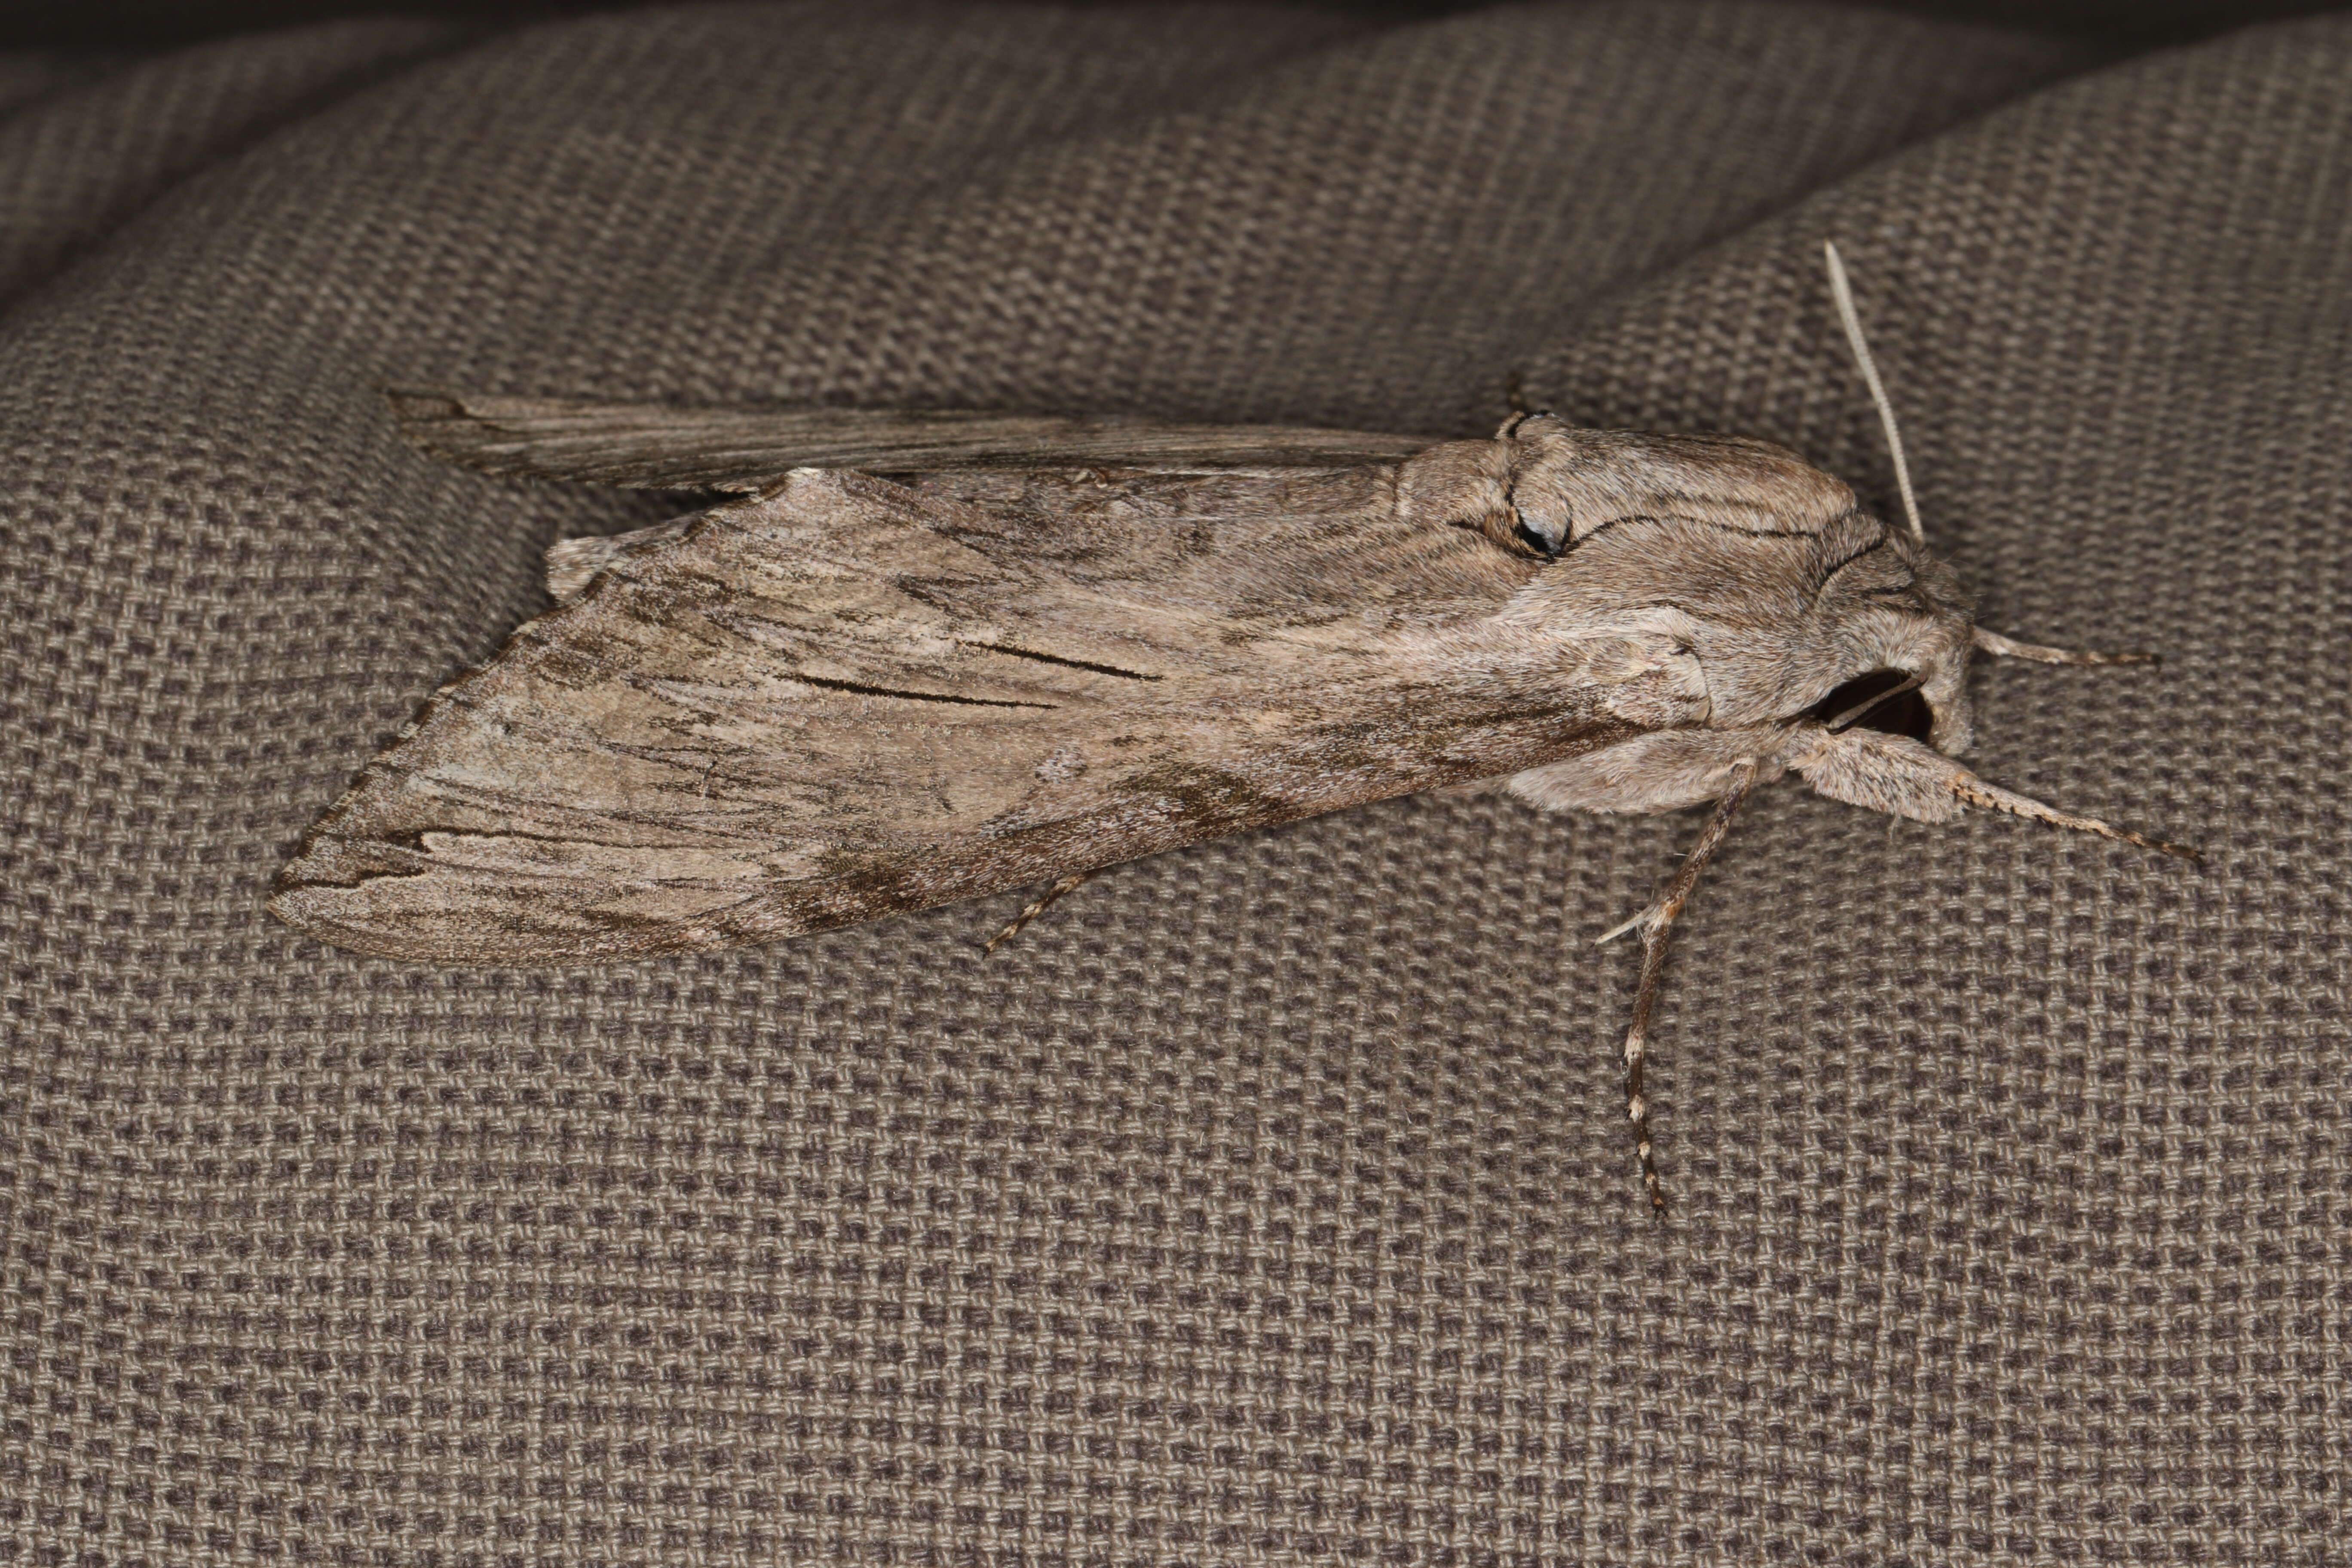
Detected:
left=273, top=244, right=2188, bottom=1210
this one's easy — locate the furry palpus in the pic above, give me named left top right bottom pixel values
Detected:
left=273, top=243, right=2189, bottom=1211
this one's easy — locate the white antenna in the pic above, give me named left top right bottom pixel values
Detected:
left=1822, top=239, right=1924, bottom=543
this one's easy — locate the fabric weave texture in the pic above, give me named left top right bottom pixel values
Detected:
left=1, top=3, right=2345, bottom=1564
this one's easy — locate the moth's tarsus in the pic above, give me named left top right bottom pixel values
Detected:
left=1616, top=760, right=1760, bottom=1216
left=1973, top=627, right=2159, bottom=666
left=1944, top=629, right=2193, bottom=852
left=1950, top=778, right=2202, bottom=862
left=983, top=870, right=1098, bottom=954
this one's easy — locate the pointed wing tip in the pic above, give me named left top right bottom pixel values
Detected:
left=381, top=382, right=464, bottom=413
left=269, top=848, right=598, bottom=966
left=268, top=875, right=641, bottom=967
left=268, top=878, right=409, bottom=961
left=380, top=383, right=481, bottom=439
left=270, top=828, right=834, bottom=965
left=379, top=383, right=531, bottom=475
left=269, top=870, right=456, bottom=963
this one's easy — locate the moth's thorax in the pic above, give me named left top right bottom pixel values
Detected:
left=1398, top=413, right=1855, bottom=554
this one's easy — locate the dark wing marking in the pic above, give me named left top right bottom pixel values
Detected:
left=273, top=469, right=1638, bottom=963
left=387, top=386, right=1436, bottom=492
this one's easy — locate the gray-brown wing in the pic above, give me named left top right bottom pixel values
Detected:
left=272, top=469, right=1636, bottom=964
left=387, top=386, right=1437, bottom=491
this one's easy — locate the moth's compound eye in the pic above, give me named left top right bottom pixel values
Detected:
left=1807, top=668, right=1934, bottom=741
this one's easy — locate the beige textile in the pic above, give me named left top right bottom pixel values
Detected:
left=2, top=4, right=2344, bottom=1563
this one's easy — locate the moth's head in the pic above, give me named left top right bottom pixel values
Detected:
left=1484, top=244, right=2189, bottom=861
left=1404, top=413, right=1982, bottom=753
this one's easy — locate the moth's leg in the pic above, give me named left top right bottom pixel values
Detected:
left=1508, top=726, right=1794, bottom=815
left=1596, top=758, right=1760, bottom=1214
left=983, top=871, right=1098, bottom=955
left=1945, top=777, right=2199, bottom=858
left=1973, top=627, right=2157, bottom=666
left=1792, top=726, right=2197, bottom=858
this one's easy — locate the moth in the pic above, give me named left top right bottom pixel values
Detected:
left=274, top=244, right=2188, bottom=1210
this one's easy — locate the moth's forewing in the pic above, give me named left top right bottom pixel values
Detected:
left=273, top=466, right=1640, bottom=963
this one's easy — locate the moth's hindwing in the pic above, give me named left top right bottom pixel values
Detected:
left=273, top=466, right=1643, bottom=962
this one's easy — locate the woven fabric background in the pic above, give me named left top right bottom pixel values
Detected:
left=2, top=3, right=2346, bottom=1564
